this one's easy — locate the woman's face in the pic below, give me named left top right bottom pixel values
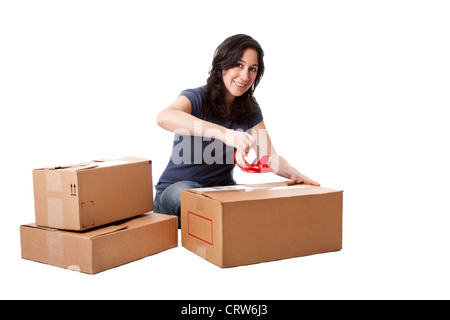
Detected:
left=222, top=48, right=259, bottom=99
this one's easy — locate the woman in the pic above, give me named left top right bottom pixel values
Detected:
left=154, top=34, right=319, bottom=225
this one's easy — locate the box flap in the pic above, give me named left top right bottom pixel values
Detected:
left=21, top=223, right=54, bottom=231
left=87, top=213, right=175, bottom=239
left=20, top=223, right=127, bottom=239
left=185, top=182, right=342, bottom=202
left=120, top=212, right=175, bottom=227
left=34, top=156, right=150, bottom=173
left=34, top=162, right=98, bottom=171
left=84, top=225, right=128, bottom=239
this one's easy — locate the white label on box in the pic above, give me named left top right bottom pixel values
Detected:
left=197, top=185, right=254, bottom=192
left=95, top=160, right=131, bottom=168
left=266, top=185, right=311, bottom=191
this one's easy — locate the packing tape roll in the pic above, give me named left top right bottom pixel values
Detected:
left=234, top=145, right=274, bottom=173
left=235, top=145, right=262, bottom=170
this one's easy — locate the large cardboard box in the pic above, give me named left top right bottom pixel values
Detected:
left=20, top=213, right=178, bottom=274
left=33, top=156, right=153, bottom=231
left=181, top=182, right=343, bottom=268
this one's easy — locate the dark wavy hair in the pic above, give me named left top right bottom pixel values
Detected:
left=204, top=34, right=265, bottom=123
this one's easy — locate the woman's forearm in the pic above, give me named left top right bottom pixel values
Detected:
left=156, top=109, right=226, bottom=140
left=156, top=108, right=254, bottom=154
left=271, top=154, right=295, bottom=178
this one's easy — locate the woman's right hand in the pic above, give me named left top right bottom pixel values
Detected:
left=224, top=129, right=256, bottom=156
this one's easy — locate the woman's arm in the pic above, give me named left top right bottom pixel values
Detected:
left=251, top=121, right=320, bottom=186
left=156, top=95, right=255, bottom=156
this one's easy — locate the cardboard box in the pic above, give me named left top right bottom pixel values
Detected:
left=33, top=156, right=153, bottom=231
left=181, top=182, right=343, bottom=268
left=20, top=213, right=178, bottom=274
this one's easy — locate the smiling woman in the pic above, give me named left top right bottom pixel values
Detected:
left=154, top=34, right=319, bottom=226
left=204, top=34, right=265, bottom=122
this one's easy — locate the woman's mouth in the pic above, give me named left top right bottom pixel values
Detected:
left=233, top=80, right=247, bottom=88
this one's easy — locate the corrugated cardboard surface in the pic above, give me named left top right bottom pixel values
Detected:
left=181, top=182, right=343, bottom=268
left=20, top=213, right=178, bottom=274
left=33, top=157, right=154, bottom=231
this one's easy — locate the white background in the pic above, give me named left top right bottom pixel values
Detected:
left=1, top=0, right=449, bottom=300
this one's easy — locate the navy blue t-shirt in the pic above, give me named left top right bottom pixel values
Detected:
left=156, top=86, right=264, bottom=190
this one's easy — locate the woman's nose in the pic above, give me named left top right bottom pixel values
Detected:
left=240, top=69, right=250, bottom=81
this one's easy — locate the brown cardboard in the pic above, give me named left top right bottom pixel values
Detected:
left=33, top=156, right=153, bottom=231
left=181, top=182, right=343, bottom=268
left=20, top=213, right=178, bottom=274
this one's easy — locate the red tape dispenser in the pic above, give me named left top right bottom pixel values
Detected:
left=234, top=146, right=274, bottom=173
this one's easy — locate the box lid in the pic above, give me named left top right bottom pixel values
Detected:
left=184, top=182, right=342, bottom=202
left=21, top=213, right=171, bottom=240
left=34, top=156, right=150, bottom=172
left=21, top=223, right=127, bottom=239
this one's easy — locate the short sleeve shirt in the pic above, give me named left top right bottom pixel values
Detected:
left=155, top=86, right=264, bottom=190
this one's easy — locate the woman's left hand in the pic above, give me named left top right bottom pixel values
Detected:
left=287, top=172, right=320, bottom=186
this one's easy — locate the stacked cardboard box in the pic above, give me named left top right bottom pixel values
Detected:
left=21, top=156, right=343, bottom=272
left=20, top=157, right=178, bottom=274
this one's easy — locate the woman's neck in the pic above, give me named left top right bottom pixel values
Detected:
left=224, top=91, right=235, bottom=115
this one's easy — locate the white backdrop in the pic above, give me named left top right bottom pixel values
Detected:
left=1, top=0, right=449, bottom=300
